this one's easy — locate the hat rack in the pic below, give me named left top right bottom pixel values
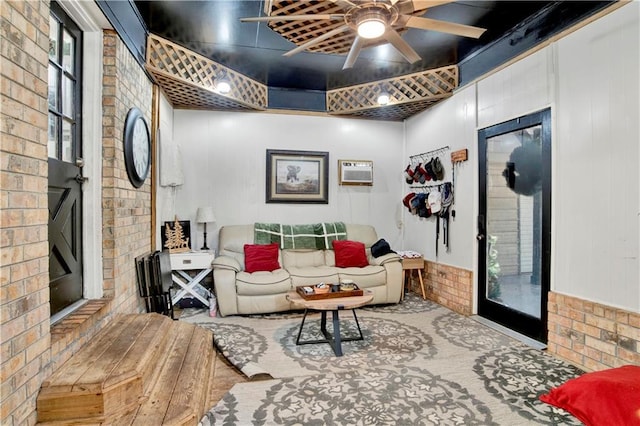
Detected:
left=409, top=182, right=449, bottom=192
left=409, top=145, right=450, bottom=163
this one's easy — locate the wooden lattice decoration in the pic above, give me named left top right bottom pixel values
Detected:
left=264, top=0, right=425, bottom=55
left=326, top=65, right=458, bottom=121
left=146, top=34, right=267, bottom=111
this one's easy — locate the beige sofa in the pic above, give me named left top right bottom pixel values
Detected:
left=212, top=224, right=402, bottom=316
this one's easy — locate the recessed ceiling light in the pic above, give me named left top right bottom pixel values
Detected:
left=377, top=92, right=390, bottom=105
left=216, top=79, right=231, bottom=94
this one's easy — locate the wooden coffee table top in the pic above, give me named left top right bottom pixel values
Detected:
left=287, top=289, right=373, bottom=311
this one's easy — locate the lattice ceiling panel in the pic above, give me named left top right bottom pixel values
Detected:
left=338, top=98, right=446, bottom=121
left=326, top=65, right=458, bottom=120
left=146, top=34, right=267, bottom=111
left=153, top=74, right=258, bottom=111
left=265, top=0, right=422, bottom=55
left=147, top=31, right=456, bottom=120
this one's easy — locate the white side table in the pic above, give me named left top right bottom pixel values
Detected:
left=169, top=251, right=215, bottom=307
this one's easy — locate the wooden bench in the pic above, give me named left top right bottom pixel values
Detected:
left=37, top=313, right=214, bottom=425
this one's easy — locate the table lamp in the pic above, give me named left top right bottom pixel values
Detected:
left=196, top=206, right=216, bottom=251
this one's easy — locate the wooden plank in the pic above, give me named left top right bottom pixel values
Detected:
left=36, top=389, right=107, bottom=423
left=132, top=321, right=195, bottom=425
left=163, top=326, right=214, bottom=425
left=103, top=313, right=173, bottom=392
left=70, top=315, right=153, bottom=393
left=40, top=315, right=138, bottom=391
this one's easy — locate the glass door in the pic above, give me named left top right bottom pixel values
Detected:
left=477, top=109, right=551, bottom=342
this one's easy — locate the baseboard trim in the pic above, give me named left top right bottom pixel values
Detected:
left=471, top=315, right=547, bottom=350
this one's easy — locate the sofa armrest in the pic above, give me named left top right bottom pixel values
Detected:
left=212, top=255, right=242, bottom=272
left=371, top=253, right=402, bottom=266
left=212, top=268, right=239, bottom=317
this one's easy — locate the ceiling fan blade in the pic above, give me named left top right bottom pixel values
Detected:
left=328, top=0, right=357, bottom=9
left=410, top=0, right=455, bottom=11
left=384, top=29, right=421, bottom=63
left=342, top=36, right=364, bottom=70
left=403, top=15, right=486, bottom=38
left=283, top=25, right=350, bottom=57
left=241, top=14, right=344, bottom=23
left=396, top=0, right=453, bottom=14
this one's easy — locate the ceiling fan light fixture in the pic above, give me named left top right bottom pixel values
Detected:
left=356, top=9, right=388, bottom=39
left=357, top=18, right=386, bottom=39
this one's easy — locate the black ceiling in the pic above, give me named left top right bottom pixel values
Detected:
left=133, top=1, right=612, bottom=93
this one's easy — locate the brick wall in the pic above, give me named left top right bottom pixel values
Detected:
left=1, top=5, right=154, bottom=423
left=1, top=1, right=52, bottom=424
left=101, top=30, right=152, bottom=314
left=547, top=292, right=640, bottom=371
left=423, top=261, right=473, bottom=315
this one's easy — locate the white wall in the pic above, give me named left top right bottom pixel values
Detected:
left=553, top=3, right=639, bottom=311
left=404, top=2, right=639, bottom=312
left=169, top=111, right=404, bottom=253
left=403, top=84, right=478, bottom=267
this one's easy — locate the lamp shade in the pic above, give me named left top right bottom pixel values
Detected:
left=196, top=206, right=216, bottom=223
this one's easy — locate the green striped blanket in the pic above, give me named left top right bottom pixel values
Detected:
left=254, top=222, right=347, bottom=249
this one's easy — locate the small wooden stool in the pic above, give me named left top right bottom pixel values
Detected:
left=401, top=256, right=426, bottom=300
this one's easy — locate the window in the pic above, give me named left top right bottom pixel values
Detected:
left=48, top=2, right=82, bottom=163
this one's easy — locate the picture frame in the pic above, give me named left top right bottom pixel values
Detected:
left=266, top=149, right=329, bottom=203
left=338, top=159, right=373, bottom=186
left=161, top=219, right=191, bottom=252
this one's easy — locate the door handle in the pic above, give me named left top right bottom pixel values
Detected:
left=477, top=214, right=485, bottom=241
left=75, top=174, right=88, bottom=184
left=76, top=157, right=85, bottom=168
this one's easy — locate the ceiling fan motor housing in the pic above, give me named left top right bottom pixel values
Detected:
left=345, top=3, right=399, bottom=37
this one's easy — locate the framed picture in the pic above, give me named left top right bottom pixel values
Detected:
left=266, top=149, right=329, bottom=203
left=161, top=219, right=191, bottom=253
left=338, top=159, right=373, bottom=186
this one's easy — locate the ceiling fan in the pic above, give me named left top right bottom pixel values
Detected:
left=241, top=0, right=487, bottom=69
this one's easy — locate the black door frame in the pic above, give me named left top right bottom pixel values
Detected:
left=477, top=108, right=552, bottom=343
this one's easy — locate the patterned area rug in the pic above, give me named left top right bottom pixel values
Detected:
left=182, top=294, right=582, bottom=425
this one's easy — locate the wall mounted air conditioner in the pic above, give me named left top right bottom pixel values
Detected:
left=338, top=160, right=373, bottom=186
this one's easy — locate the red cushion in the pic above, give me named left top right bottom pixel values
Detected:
left=332, top=240, right=369, bottom=268
left=243, top=243, right=280, bottom=273
left=540, top=365, right=640, bottom=426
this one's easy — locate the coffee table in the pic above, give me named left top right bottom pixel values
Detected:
left=286, top=289, right=374, bottom=356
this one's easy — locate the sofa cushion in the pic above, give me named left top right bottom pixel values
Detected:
left=338, top=266, right=387, bottom=288
left=244, top=243, right=280, bottom=273
left=332, top=240, right=369, bottom=268
left=282, top=250, right=326, bottom=268
left=236, top=269, right=291, bottom=296
left=287, top=266, right=340, bottom=287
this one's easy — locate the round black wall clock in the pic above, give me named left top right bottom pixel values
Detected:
left=123, top=107, right=151, bottom=188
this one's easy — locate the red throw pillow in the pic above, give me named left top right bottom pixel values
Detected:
left=540, top=365, right=640, bottom=426
left=243, top=243, right=280, bottom=273
left=332, top=240, right=368, bottom=268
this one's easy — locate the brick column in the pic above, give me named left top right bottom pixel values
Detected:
left=1, top=1, right=52, bottom=424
